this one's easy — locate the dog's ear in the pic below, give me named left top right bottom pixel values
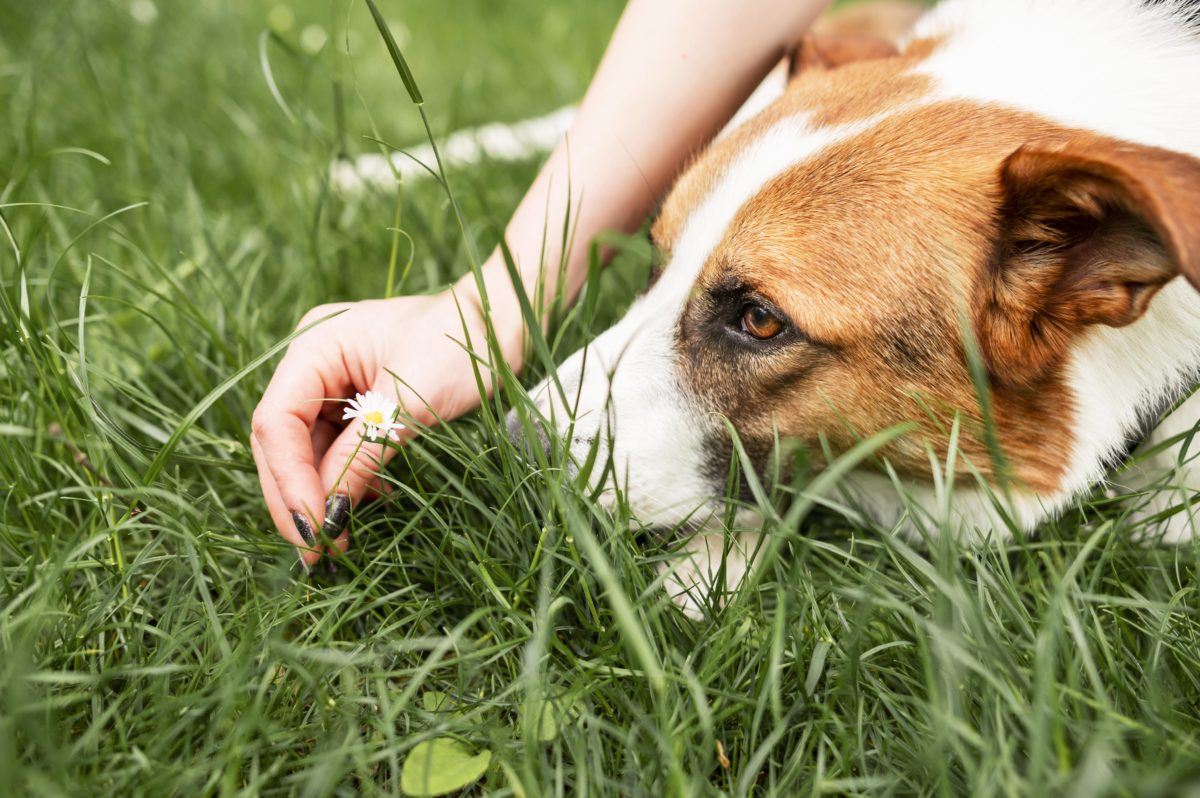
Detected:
left=789, top=33, right=899, bottom=75
left=977, top=135, right=1200, bottom=386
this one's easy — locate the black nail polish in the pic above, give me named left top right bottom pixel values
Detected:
left=291, top=511, right=317, bottom=547
left=323, top=494, right=351, bottom=538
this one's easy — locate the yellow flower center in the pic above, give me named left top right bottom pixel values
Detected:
left=364, top=411, right=384, bottom=425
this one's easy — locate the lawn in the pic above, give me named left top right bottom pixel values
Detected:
left=3, top=1, right=1200, bottom=796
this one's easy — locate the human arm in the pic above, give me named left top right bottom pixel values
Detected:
left=251, top=0, right=833, bottom=566
left=465, top=0, right=833, bottom=346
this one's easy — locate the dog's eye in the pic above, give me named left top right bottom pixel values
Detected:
left=741, top=304, right=785, bottom=340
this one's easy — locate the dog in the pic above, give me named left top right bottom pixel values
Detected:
left=512, top=0, right=1200, bottom=614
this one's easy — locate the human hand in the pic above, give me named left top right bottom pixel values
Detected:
left=251, top=286, right=516, bottom=568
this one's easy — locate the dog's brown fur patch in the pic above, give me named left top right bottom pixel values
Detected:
left=652, top=32, right=941, bottom=253
left=652, top=3, right=1200, bottom=499
left=673, top=92, right=1200, bottom=495
left=673, top=103, right=1062, bottom=492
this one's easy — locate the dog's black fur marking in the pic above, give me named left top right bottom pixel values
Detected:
left=1145, top=0, right=1200, bottom=24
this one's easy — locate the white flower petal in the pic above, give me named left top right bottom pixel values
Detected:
left=342, top=391, right=402, bottom=442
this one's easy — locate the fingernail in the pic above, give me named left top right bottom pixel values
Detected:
left=291, top=511, right=317, bottom=547
left=296, top=550, right=311, bottom=575
left=323, top=494, right=351, bottom=538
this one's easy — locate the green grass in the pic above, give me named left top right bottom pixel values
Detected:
left=4, top=1, right=1200, bottom=795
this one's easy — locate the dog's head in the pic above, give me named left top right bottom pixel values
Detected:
left=523, top=31, right=1200, bottom=531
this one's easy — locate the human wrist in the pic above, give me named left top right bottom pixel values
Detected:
left=451, top=256, right=528, bottom=371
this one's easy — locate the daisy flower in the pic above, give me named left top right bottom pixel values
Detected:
left=342, top=390, right=404, bottom=441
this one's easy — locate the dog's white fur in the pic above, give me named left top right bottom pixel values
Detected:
left=540, top=110, right=935, bottom=519
left=528, top=0, right=1200, bottom=613
left=911, top=0, right=1200, bottom=535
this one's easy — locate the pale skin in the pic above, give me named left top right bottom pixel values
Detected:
left=251, top=0, right=832, bottom=566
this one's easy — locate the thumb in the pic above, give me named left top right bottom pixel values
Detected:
left=316, top=381, right=417, bottom=552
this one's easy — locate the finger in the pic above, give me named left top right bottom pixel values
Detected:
left=312, top=418, right=340, bottom=464
left=320, top=494, right=351, bottom=559
left=317, top=377, right=426, bottom=513
left=314, top=417, right=379, bottom=553
left=253, top=349, right=345, bottom=550
left=251, top=433, right=320, bottom=567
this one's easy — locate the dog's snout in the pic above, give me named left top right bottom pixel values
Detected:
left=504, top=408, right=551, bottom=460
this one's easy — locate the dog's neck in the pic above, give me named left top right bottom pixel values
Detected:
left=1060, top=282, right=1200, bottom=501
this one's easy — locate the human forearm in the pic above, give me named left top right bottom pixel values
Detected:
left=458, top=0, right=832, bottom=361
left=256, top=0, right=832, bottom=556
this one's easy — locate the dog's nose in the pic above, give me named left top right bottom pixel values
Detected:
left=504, top=407, right=551, bottom=460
